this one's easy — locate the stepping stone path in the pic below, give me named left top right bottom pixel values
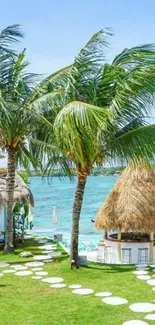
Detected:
left=15, top=271, right=33, bottom=276
left=95, top=292, right=112, bottom=297
left=136, top=264, right=148, bottom=268
left=51, top=284, right=67, bottom=288
left=72, top=289, right=94, bottom=295
left=38, top=240, right=48, bottom=244
left=3, top=269, right=16, bottom=273
left=32, top=268, right=43, bottom=271
left=42, top=277, right=64, bottom=284
left=0, top=273, right=3, bottom=276
left=0, top=263, right=9, bottom=268
left=69, top=285, right=82, bottom=289
left=133, top=271, right=148, bottom=275
left=145, top=314, right=155, bottom=320
left=129, top=303, right=155, bottom=312
left=13, top=266, right=28, bottom=271
left=137, top=275, right=151, bottom=280
left=48, top=252, right=62, bottom=257
left=32, top=276, right=43, bottom=279
left=33, top=255, right=51, bottom=261
left=102, top=297, right=128, bottom=305
left=25, top=262, right=44, bottom=267
left=146, top=279, right=155, bottom=286
left=123, top=321, right=148, bottom=325
left=10, top=264, right=22, bottom=268
left=35, top=271, right=48, bottom=276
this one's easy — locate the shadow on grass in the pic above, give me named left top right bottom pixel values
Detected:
left=88, top=263, right=135, bottom=273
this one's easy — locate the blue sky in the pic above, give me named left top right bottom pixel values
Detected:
left=1, top=0, right=155, bottom=75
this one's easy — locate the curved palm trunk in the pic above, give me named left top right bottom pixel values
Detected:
left=70, top=174, right=87, bottom=268
left=4, top=148, right=16, bottom=253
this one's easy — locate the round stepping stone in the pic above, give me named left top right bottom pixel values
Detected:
left=0, top=273, right=3, bottom=276
left=69, top=285, right=82, bottom=289
left=41, top=251, right=54, bottom=254
left=10, top=264, right=21, bottom=268
left=50, top=252, right=62, bottom=257
left=137, top=275, right=151, bottom=280
left=33, top=255, right=51, bottom=261
left=150, top=265, right=155, bottom=268
left=72, top=289, right=94, bottom=295
left=32, top=268, right=43, bottom=271
left=129, top=303, right=155, bottom=312
left=15, top=271, right=33, bottom=276
left=136, top=268, right=149, bottom=271
left=25, top=262, right=44, bottom=267
left=32, top=276, right=43, bottom=279
left=136, top=264, right=148, bottom=268
left=102, top=297, right=128, bottom=305
left=42, top=277, right=64, bottom=284
left=51, top=284, right=66, bottom=288
left=3, top=269, right=16, bottom=273
left=147, top=280, right=155, bottom=286
left=34, top=237, right=44, bottom=241
left=145, top=314, right=155, bottom=320
left=0, top=263, right=9, bottom=268
left=123, top=321, right=148, bottom=325
left=13, top=266, right=28, bottom=271
left=95, top=292, right=112, bottom=297
left=35, top=271, right=48, bottom=276
left=133, top=271, right=148, bottom=275
left=44, top=259, right=53, bottom=263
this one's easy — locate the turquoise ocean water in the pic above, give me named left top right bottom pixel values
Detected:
left=30, top=176, right=117, bottom=245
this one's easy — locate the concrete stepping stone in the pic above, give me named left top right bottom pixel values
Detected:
left=102, top=297, right=128, bottom=305
left=72, top=289, right=94, bottom=295
left=50, top=252, right=62, bottom=257
left=0, top=273, right=3, bottom=276
left=129, top=303, right=155, bottom=312
left=136, top=264, right=148, bottom=268
left=147, top=280, right=155, bottom=286
left=43, top=259, right=53, bottom=263
left=0, top=263, right=9, bottom=268
left=152, top=288, right=155, bottom=291
left=32, top=276, right=43, bottom=279
left=42, top=277, right=64, bottom=284
left=95, top=292, right=112, bottom=297
left=145, top=314, right=155, bottom=320
left=123, top=321, right=148, bottom=325
left=150, top=265, right=155, bottom=268
left=15, top=271, right=33, bottom=276
left=133, top=271, right=148, bottom=275
left=34, top=237, right=44, bottom=241
left=41, top=251, right=54, bottom=254
left=38, top=240, right=48, bottom=244
left=136, top=268, right=149, bottom=271
left=51, top=284, right=67, bottom=288
left=32, top=268, right=43, bottom=271
left=35, top=271, right=48, bottom=276
left=10, top=264, right=22, bottom=268
left=33, top=255, right=51, bottom=261
left=13, top=266, right=28, bottom=271
left=3, top=269, right=16, bottom=273
left=25, top=262, right=44, bottom=267
left=69, top=285, right=82, bottom=289
left=137, top=275, right=151, bottom=280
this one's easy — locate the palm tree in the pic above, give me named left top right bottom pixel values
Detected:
left=0, top=25, right=69, bottom=253
left=35, top=29, right=155, bottom=267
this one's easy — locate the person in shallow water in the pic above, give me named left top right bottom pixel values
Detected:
left=91, top=219, right=95, bottom=223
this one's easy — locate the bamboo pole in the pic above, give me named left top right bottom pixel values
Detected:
left=116, top=230, right=121, bottom=262
left=104, top=230, right=108, bottom=239
left=150, top=232, right=154, bottom=263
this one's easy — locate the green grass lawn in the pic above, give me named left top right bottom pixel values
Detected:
left=0, top=239, right=154, bottom=325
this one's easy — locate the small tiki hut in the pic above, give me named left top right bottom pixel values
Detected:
left=0, top=169, right=34, bottom=241
left=95, top=160, right=155, bottom=264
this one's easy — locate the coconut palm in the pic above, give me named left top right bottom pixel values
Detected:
left=32, top=29, right=155, bottom=267
left=0, top=25, right=72, bottom=253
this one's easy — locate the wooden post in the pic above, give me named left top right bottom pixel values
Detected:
left=150, top=232, right=154, bottom=263
left=104, top=230, right=108, bottom=239
left=116, top=230, right=121, bottom=262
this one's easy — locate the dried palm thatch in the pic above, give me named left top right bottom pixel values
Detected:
left=95, top=160, right=155, bottom=233
left=0, top=170, right=34, bottom=206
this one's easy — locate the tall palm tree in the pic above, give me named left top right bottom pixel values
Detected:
left=33, top=29, right=155, bottom=267
left=0, top=25, right=70, bottom=253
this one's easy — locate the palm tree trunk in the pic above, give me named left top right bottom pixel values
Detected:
left=4, top=148, right=16, bottom=253
left=70, top=174, right=87, bottom=268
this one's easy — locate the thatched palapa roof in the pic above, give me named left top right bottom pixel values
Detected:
left=95, top=160, right=155, bottom=233
left=0, top=169, right=34, bottom=206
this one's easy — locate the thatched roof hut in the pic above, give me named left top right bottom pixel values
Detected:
left=95, top=160, right=155, bottom=233
left=0, top=169, right=34, bottom=206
